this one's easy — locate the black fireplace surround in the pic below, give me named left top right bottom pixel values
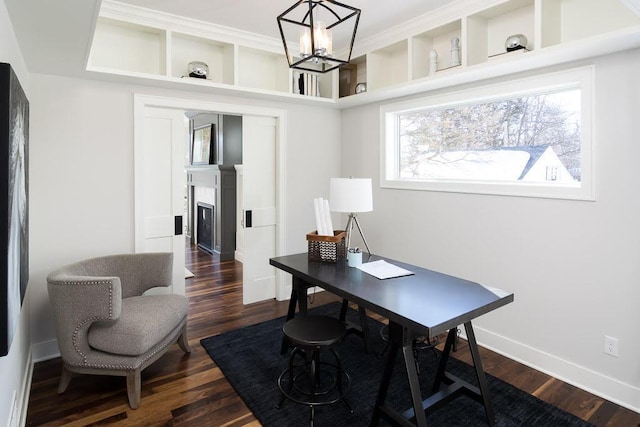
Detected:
left=197, top=202, right=214, bottom=254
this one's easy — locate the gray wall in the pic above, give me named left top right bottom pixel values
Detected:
left=190, top=112, right=242, bottom=166
left=341, top=50, right=640, bottom=410
left=28, top=73, right=341, bottom=353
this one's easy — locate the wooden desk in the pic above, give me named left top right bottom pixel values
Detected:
left=270, top=253, right=514, bottom=427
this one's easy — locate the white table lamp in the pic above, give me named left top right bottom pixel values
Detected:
left=330, top=177, right=373, bottom=254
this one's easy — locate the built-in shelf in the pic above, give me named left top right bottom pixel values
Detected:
left=411, top=20, right=462, bottom=78
left=338, top=55, right=367, bottom=98
left=89, top=0, right=640, bottom=108
left=466, top=0, right=535, bottom=66
left=91, top=17, right=167, bottom=76
left=368, top=40, right=409, bottom=90
left=170, top=32, right=234, bottom=84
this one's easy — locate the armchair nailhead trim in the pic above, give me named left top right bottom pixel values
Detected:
left=67, top=320, right=186, bottom=370
left=53, top=280, right=114, bottom=364
left=51, top=273, right=186, bottom=371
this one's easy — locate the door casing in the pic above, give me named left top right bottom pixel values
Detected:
left=133, top=94, right=290, bottom=301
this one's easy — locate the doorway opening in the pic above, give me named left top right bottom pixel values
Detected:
left=133, top=94, right=288, bottom=304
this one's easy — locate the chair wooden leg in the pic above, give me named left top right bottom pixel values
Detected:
left=177, top=323, right=191, bottom=354
left=57, top=365, right=73, bottom=394
left=126, top=370, right=141, bottom=409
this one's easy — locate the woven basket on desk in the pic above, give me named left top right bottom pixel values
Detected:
left=306, top=231, right=346, bottom=263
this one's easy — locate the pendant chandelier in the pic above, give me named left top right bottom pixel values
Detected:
left=277, top=0, right=361, bottom=73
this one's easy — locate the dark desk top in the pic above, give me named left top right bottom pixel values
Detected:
left=270, top=253, right=514, bottom=337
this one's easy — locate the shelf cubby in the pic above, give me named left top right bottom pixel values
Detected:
left=466, top=0, right=535, bottom=66
left=237, top=46, right=289, bottom=93
left=411, top=20, right=462, bottom=79
left=90, top=17, right=166, bottom=76
left=538, top=0, right=640, bottom=48
left=170, top=32, right=234, bottom=85
left=338, top=56, right=367, bottom=98
left=367, top=40, right=409, bottom=90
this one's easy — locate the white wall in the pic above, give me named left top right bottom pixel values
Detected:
left=0, top=1, right=32, bottom=425
left=28, top=73, right=341, bottom=353
left=341, top=50, right=640, bottom=411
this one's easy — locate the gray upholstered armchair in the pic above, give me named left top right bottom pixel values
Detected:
left=46, top=252, right=190, bottom=409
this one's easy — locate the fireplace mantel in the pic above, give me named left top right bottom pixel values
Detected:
left=186, top=165, right=237, bottom=260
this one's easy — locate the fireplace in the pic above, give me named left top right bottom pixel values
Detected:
left=197, top=202, right=214, bottom=254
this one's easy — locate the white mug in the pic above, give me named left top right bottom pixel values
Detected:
left=347, top=250, right=362, bottom=267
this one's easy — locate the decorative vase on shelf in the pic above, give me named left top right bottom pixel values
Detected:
left=450, top=37, right=461, bottom=67
left=505, top=34, right=528, bottom=52
left=188, top=61, right=209, bottom=79
left=429, top=49, right=438, bottom=75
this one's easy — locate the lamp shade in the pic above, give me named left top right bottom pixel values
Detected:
left=330, top=178, right=372, bottom=213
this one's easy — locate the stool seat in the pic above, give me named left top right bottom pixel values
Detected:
left=277, top=315, right=353, bottom=425
left=283, top=315, right=346, bottom=348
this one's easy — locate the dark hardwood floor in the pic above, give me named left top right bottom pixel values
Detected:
left=26, top=245, right=640, bottom=426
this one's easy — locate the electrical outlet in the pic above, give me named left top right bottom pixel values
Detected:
left=604, top=335, right=619, bottom=357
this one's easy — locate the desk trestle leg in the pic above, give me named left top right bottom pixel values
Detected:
left=432, top=324, right=496, bottom=426
left=464, top=322, right=496, bottom=426
left=371, top=322, right=428, bottom=427
left=371, top=322, right=496, bottom=427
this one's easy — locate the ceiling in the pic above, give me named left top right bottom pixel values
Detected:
left=5, top=0, right=451, bottom=78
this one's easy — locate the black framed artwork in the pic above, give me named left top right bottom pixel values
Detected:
left=0, top=63, right=29, bottom=357
left=191, top=123, right=215, bottom=165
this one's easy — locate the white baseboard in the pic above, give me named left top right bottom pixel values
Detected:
left=234, top=250, right=244, bottom=263
left=20, top=341, right=59, bottom=427
left=31, top=339, right=60, bottom=363
left=29, top=320, right=639, bottom=415
left=473, top=325, right=640, bottom=414
left=15, top=348, right=33, bottom=427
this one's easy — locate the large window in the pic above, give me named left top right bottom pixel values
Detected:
left=381, top=67, right=594, bottom=200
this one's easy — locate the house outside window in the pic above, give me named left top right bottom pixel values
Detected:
left=381, top=67, right=594, bottom=200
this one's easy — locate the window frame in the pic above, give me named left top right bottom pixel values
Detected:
left=380, top=66, right=595, bottom=201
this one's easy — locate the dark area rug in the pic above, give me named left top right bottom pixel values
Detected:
left=201, top=302, right=592, bottom=426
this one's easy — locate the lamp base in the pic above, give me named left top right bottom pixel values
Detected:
left=345, top=213, right=371, bottom=256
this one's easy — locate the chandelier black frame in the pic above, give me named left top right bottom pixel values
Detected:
left=277, top=0, right=361, bottom=74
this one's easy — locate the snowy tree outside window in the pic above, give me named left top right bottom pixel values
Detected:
left=381, top=67, right=593, bottom=200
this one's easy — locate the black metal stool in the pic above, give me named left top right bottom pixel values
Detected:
left=277, top=315, right=353, bottom=425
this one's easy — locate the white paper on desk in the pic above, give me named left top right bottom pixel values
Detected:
left=357, top=260, right=414, bottom=280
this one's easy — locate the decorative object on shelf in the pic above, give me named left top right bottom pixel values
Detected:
left=330, top=177, right=373, bottom=255
left=188, top=61, right=209, bottom=79
left=429, top=49, right=438, bottom=75
left=277, top=0, right=361, bottom=73
left=191, top=123, right=215, bottom=165
left=505, top=34, right=528, bottom=52
left=355, top=82, right=367, bottom=94
left=450, top=37, right=461, bottom=67
left=295, top=72, right=320, bottom=96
